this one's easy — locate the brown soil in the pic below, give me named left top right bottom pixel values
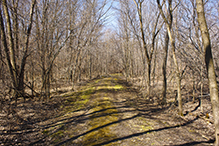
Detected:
left=0, top=74, right=215, bottom=145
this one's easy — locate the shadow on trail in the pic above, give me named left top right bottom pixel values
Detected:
left=55, top=114, right=140, bottom=146
left=55, top=115, right=202, bottom=146
left=173, top=139, right=215, bottom=146
left=26, top=75, right=213, bottom=145
left=92, top=117, right=201, bottom=146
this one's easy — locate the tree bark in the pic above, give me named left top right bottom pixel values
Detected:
left=133, top=0, right=160, bottom=95
left=196, top=0, right=219, bottom=144
left=162, top=31, right=169, bottom=104
left=89, top=52, right=92, bottom=79
left=157, top=0, right=183, bottom=115
left=2, top=0, right=18, bottom=98
left=1, top=0, right=36, bottom=102
left=18, top=0, right=36, bottom=99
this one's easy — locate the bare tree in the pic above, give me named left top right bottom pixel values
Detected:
left=157, top=0, right=183, bottom=115
left=133, top=0, right=161, bottom=95
left=162, top=31, right=169, bottom=104
left=0, top=0, right=36, bottom=103
left=196, top=0, right=219, bottom=144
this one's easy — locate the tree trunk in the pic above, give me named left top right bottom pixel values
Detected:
left=196, top=0, right=219, bottom=144
left=162, top=31, right=169, bottom=104
left=89, top=53, right=92, bottom=79
left=1, top=0, right=36, bottom=102
left=200, top=65, right=204, bottom=113
left=0, top=4, right=15, bottom=89
left=157, top=0, right=183, bottom=115
left=2, top=0, right=18, bottom=98
left=170, top=37, right=183, bottom=116
left=72, top=49, right=81, bottom=89
left=147, top=63, right=151, bottom=95
left=12, top=0, right=19, bottom=62
left=192, top=70, right=196, bottom=103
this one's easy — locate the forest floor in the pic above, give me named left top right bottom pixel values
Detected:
left=0, top=74, right=216, bottom=145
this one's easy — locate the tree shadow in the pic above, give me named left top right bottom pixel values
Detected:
left=173, top=139, right=215, bottom=146
left=92, top=116, right=200, bottom=146
left=53, top=115, right=200, bottom=146
left=55, top=114, right=140, bottom=146
left=2, top=75, right=213, bottom=146
left=184, top=98, right=201, bottom=116
left=191, top=98, right=201, bottom=113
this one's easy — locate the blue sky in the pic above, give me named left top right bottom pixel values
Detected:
left=104, top=0, right=119, bottom=30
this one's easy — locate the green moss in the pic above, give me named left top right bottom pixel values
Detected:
left=114, top=85, right=123, bottom=89
left=76, top=98, right=89, bottom=105
left=62, top=86, right=95, bottom=112
left=104, top=77, right=113, bottom=80
left=42, top=130, right=49, bottom=134
left=96, top=85, right=123, bottom=90
left=110, top=73, right=122, bottom=76
left=188, top=129, right=196, bottom=133
left=51, top=76, right=128, bottom=145
left=81, top=94, right=88, bottom=99
left=82, top=97, right=119, bottom=145
left=96, top=86, right=107, bottom=90
left=62, top=92, right=76, bottom=97
left=140, top=125, right=153, bottom=131
left=53, top=139, right=61, bottom=143
left=95, top=79, right=100, bottom=83
left=80, top=87, right=95, bottom=94
left=53, top=130, right=65, bottom=137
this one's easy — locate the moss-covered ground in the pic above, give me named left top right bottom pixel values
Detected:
left=4, top=74, right=214, bottom=145
left=36, top=74, right=213, bottom=145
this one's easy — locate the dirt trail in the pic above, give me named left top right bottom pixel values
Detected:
left=1, top=74, right=214, bottom=145
left=43, top=74, right=214, bottom=146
